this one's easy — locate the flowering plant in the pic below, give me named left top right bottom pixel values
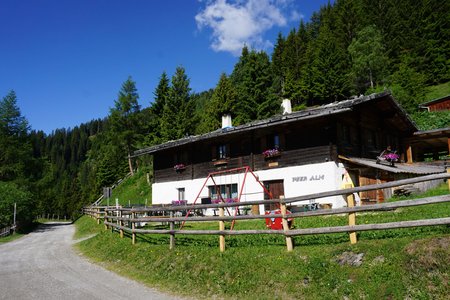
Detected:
left=172, top=200, right=187, bottom=206
left=384, top=153, right=399, bottom=162
left=212, top=198, right=237, bottom=204
left=263, top=148, right=280, bottom=158
left=173, top=163, right=186, bottom=171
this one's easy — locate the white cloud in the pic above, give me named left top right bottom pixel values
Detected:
left=195, top=0, right=298, bottom=56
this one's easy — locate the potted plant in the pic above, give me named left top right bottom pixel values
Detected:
left=172, top=200, right=187, bottom=206
left=376, top=149, right=399, bottom=167
left=263, top=148, right=281, bottom=159
left=173, top=163, right=186, bottom=172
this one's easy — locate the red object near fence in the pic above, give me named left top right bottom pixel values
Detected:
left=265, top=209, right=293, bottom=230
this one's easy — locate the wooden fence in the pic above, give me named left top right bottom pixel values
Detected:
left=84, top=173, right=450, bottom=252
left=0, top=225, right=16, bottom=238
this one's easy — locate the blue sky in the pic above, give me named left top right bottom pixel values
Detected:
left=0, top=0, right=331, bottom=134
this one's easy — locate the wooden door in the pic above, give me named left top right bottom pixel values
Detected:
left=359, top=176, right=385, bottom=204
left=264, top=180, right=284, bottom=211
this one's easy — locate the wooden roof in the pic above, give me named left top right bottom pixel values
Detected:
left=340, top=156, right=445, bottom=175
left=405, top=127, right=450, bottom=154
left=134, top=91, right=417, bottom=157
left=419, top=94, right=450, bottom=107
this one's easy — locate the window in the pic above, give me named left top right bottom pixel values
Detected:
left=267, top=134, right=280, bottom=149
left=177, top=188, right=185, bottom=200
left=209, top=184, right=238, bottom=202
left=217, top=144, right=228, bottom=159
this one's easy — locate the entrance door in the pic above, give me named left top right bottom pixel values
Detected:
left=264, top=180, right=284, bottom=211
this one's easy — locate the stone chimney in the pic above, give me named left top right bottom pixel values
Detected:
left=281, top=99, right=292, bottom=114
left=222, top=114, right=232, bottom=129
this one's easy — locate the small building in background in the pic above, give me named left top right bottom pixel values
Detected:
left=419, top=94, right=450, bottom=112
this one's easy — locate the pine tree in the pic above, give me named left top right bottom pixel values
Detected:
left=110, top=76, right=141, bottom=175
left=146, top=71, right=170, bottom=144
left=271, top=33, right=286, bottom=98
left=231, top=48, right=276, bottom=124
left=0, top=91, right=31, bottom=181
left=160, top=66, right=193, bottom=141
left=200, top=73, right=237, bottom=132
left=308, top=24, right=350, bottom=104
left=151, top=71, right=170, bottom=117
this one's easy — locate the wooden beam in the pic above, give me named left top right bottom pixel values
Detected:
left=447, top=137, right=450, bottom=155
left=119, top=209, right=124, bottom=238
left=131, top=212, right=136, bottom=245
left=169, top=211, right=175, bottom=250
left=104, top=217, right=450, bottom=236
left=280, top=201, right=293, bottom=251
left=406, top=144, right=413, bottom=164
left=345, top=185, right=357, bottom=244
left=219, top=207, right=225, bottom=252
left=448, top=167, right=450, bottom=192
left=105, top=173, right=450, bottom=214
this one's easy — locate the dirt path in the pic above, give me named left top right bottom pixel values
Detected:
left=0, top=222, right=181, bottom=300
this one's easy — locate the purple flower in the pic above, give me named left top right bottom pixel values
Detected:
left=384, top=153, right=399, bottom=161
left=225, top=198, right=237, bottom=203
left=263, top=148, right=280, bottom=158
left=172, top=200, right=187, bottom=206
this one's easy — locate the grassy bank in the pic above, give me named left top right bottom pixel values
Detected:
left=424, top=81, right=450, bottom=101
left=76, top=185, right=450, bottom=299
left=0, top=232, right=25, bottom=243
left=100, top=169, right=152, bottom=207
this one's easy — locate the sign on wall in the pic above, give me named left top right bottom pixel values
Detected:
left=292, top=174, right=325, bottom=182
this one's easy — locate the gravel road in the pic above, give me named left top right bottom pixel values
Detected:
left=0, top=222, right=182, bottom=300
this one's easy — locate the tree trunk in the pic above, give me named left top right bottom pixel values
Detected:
left=127, top=152, right=134, bottom=176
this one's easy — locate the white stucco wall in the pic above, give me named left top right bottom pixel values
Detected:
left=152, top=161, right=348, bottom=211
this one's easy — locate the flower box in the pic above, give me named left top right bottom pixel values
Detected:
left=211, top=198, right=238, bottom=204
left=384, top=153, right=399, bottom=162
left=172, top=200, right=188, bottom=206
left=173, top=164, right=186, bottom=172
left=263, top=148, right=281, bottom=159
left=213, top=159, right=228, bottom=166
left=376, top=150, right=399, bottom=167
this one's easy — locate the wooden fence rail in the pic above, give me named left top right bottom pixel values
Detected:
left=0, top=225, right=16, bottom=238
left=87, top=173, right=450, bottom=252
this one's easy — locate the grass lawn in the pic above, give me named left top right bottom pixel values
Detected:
left=0, top=232, right=25, bottom=243
left=75, top=184, right=450, bottom=299
left=100, top=169, right=152, bottom=207
left=424, top=81, right=450, bottom=102
left=0, top=220, right=45, bottom=244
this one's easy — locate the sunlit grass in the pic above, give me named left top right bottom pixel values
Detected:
left=424, top=81, right=450, bottom=101
left=75, top=183, right=450, bottom=299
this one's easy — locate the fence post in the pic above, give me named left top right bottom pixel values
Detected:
left=447, top=166, right=450, bottom=191
left=219, top=206, right=225, bottom=252
left=131, top=211, right=136, bottom=245
left=280, top=198, right=293, bottom=251
left=13, top=203, right=16, bottom=234
left=104, top=209, right=109, bottom=230
left=96, top=207, right=100, bottom=225
left=119, top=209, right=124, bottom=238
left=345, top=184, right=357, bottom=244
left=169, top=211, right=175, bottom=250
left=111, top=208, right=116, bottom=233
